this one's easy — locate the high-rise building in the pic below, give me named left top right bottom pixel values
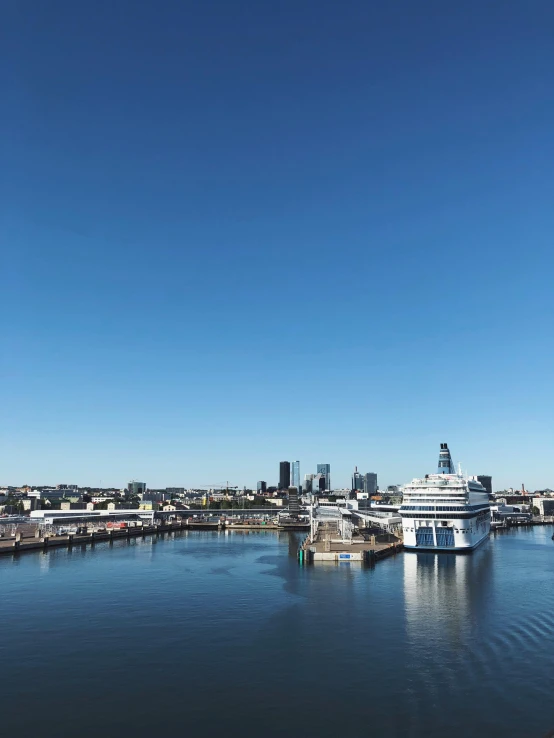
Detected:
left=351, top=467, right=364, bottom=492
left=279, top=462, right=291, bottom=490
left=477, top=475, right=492, bottom=496
left=127, top=481, right=146, bottom=498
left=257, top=480, right=267, bottom=494
left=304, top=474, right=315, bottom=493
left=317, top=464, right=331, bottom=491
left=291, top=461, right=300, bottom=489
left=313, top=473, right=326, bottom=494
left=288, top=486, right=300, bottom=518
left=364, top=473, right=378, bottom=496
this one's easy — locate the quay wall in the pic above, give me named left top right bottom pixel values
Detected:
left=0, top=520, right=215, bottom=557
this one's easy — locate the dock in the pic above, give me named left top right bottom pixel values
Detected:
left=298, top=502, right=402, bottom=564
left=0, top=521, right=182, bottom=556
left=0, top=515, right=310, bottom=558
left=226, top=520, right=309, bottom=531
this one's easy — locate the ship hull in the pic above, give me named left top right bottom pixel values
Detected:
left=402, top=513, right=490, bottom=552
left=403, top=530, right=489, bottom=552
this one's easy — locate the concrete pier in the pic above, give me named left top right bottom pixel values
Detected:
left=0, top=520, right=187, bottom=557
left=299, top=500, right=403, bottom=563
left=299, top=532, right=403, bottom=563
left=0, top=516, right=309, bottom=558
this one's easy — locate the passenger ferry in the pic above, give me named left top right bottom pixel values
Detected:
left=400, top=443, right=490, bottom=551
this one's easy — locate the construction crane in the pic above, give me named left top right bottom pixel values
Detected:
left=197, top=483, right=239, bottom=494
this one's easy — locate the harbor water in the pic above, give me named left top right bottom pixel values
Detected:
left=0, top=525, right=553, bottom=738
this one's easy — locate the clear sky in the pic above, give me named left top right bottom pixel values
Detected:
left=3, top=1, right=553, bottom=491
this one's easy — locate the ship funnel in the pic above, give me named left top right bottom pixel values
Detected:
left=437, top=443, right=455, bottom=474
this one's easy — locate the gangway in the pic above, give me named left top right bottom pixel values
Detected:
left=351, top=508, right=403, bottom=533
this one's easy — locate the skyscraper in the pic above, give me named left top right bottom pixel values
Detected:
left=364, top=473, right=378, bottom=495
left=279, top=461, right=291, bottom=490
left=313, top=474, right=326, bottom=493
left=351, top=467, right=364, bottom=492
left=477, top=475, right=492, bottom=496
left=291, top=461, right=300, bottom=489
left=257, top=481, right=267, bottom=494
left=304, top=474, right=315, bottom=493
left=317, top=464, right=331, bottom=491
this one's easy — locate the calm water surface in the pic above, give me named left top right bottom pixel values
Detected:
left=1, top=526, right=553, bottom=738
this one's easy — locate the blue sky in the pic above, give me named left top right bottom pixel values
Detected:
left=3, top=0, right=553, bottom=490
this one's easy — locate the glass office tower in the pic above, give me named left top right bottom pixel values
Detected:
left=279, top=461, right=291, bottom=490
left=316, top=464, right=331, bottom=491
left=291, top=461, right=300, bottom=489
left=363, top=473, right=378, bottom=495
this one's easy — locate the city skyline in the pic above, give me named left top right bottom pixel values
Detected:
left=3, top=1, right=553, bottom=491
left=3, top=449, right=547, bottom=493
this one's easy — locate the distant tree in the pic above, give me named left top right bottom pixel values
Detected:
left=2, top=498, right=25, bottom=514
left=532, top=506, right=540, bottom=516
left=95, top=499, right=116, bottom=510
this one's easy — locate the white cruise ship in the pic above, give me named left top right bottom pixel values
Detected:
left=400, top=443, right=490, bottom=551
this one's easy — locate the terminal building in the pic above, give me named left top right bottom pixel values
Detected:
left=30, top=508, right=155, bottom=527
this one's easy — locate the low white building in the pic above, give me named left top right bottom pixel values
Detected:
left=30, top=508, right=155, bottom=524
left=534, top=497, right=554, bottom=516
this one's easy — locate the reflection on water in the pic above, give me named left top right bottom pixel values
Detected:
left=0, top=526, right=553, bottom=738
left=403, top=545, right=493, bottom=643
left=401, top=533, right=554, bottom=737
left=402, top=547, right=496, bottom=732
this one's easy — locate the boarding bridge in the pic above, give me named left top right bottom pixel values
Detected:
left=348, top=508, right=403, bottom=533
left=309, top=503, right=354, bottom=545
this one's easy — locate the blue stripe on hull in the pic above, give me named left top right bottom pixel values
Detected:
left=404, top=532, right=489, bottom=552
